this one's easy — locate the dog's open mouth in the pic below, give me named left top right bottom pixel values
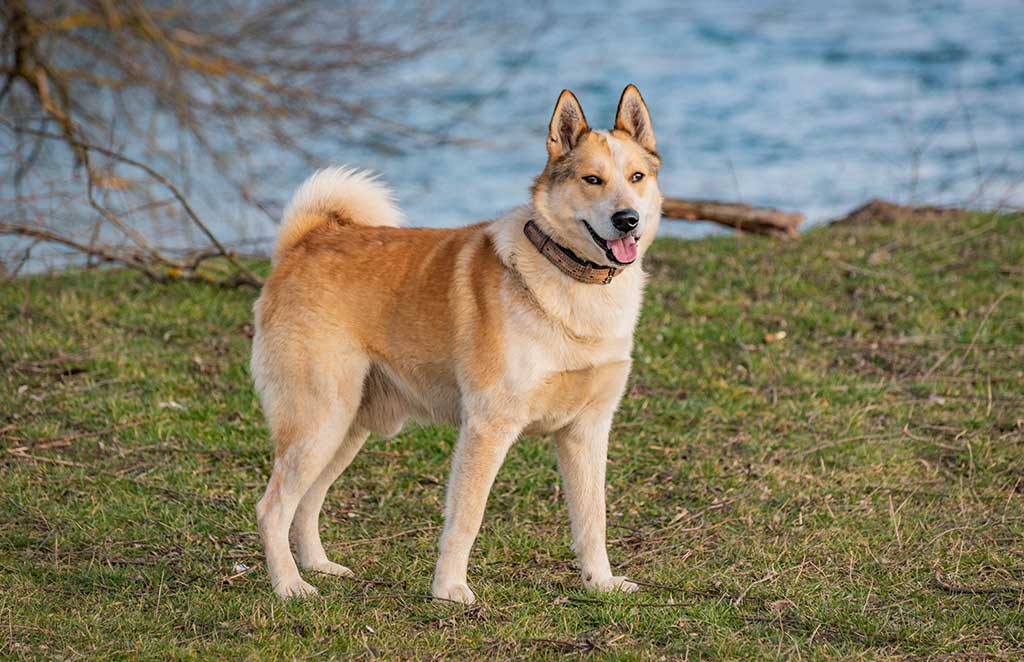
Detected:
left=582, top=221, right=639, bottom=265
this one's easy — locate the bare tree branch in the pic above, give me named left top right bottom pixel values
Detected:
left=0, top=0, right=479, bottom=285
left=0, top=115, right=263, bottom=286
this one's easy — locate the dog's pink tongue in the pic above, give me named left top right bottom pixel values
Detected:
left=607, top=235, right=638, bottom=263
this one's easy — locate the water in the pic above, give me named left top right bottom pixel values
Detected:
left=5, top=0, right=1024, bottom=265
left=355, top=0, right=1024, bottom=240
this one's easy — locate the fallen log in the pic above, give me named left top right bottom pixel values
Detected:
left=661, top=197, right=804, bottom=238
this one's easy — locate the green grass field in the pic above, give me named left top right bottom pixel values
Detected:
left=2, top=212, right=1022, bottom=659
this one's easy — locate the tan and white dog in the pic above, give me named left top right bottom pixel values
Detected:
left=252, top=85, right=662, bottom=603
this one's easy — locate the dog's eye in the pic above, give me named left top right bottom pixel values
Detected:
left=582, top=175, right=602, bottom=185
left=631, top=172, right=645, bottom=183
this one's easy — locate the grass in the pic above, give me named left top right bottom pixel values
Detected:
left=1, top=211, right=1023, bottom=659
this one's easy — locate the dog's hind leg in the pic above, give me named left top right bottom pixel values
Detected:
left=256, top=358, right=368, bottom=599
left=293, top=425, right=370, bottom=577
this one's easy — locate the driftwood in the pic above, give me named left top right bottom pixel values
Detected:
left=829, top=198, right=968, bottom=226
left=661, top=197, right=804, bottom=238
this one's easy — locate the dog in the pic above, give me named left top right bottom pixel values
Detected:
left=251, top=84, right=662, bottom=603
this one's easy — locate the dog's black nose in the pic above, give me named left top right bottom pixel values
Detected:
left=611, top=209, right=640, bottom=233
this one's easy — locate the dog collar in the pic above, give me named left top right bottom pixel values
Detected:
left=523, top=220, right=620, bottom=285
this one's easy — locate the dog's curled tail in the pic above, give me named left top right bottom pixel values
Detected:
left=273, top=166, right=403, bottom=264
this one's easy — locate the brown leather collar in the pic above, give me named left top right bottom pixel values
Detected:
left=523, top=220, right=620, bottom=285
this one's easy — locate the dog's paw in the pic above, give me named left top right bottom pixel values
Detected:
left=584, top=575, right=639, bottom=594
left=274, top=578, right=319, bottom=600
left=306, top=561, right=354, bottom=577
left=432, top=580, right=476, bottom=605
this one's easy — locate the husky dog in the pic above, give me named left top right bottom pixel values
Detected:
left=252, top=85, right=662, bottom=603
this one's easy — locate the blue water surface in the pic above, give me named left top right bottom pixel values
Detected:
left=4, top=0, right=1023, bottom=263
left=342, top=0, right=1024, bottom=240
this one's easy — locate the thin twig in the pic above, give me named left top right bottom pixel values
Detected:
left=5, top=449, right=89, bottom=468
left=0, top=222, right=165, bottom=280
left=932, top=568, right=1024, bottom=596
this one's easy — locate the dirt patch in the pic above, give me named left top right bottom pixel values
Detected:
left=831, top=198, right=969, bottom=226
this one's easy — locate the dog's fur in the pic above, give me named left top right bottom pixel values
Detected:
left=252, top=85, right=662, bottom=602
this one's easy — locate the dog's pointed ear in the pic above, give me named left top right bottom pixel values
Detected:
left=614, top=84, right=656, bottom=152
left=547, top=89, right=589, bottom=159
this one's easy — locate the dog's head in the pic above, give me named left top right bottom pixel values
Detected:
left=531, top=84, right=662, bottom=268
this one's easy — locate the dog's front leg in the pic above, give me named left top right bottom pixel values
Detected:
left=556, top=390, right=638, bottom=594
left=432, top=417, right=520, bottom=605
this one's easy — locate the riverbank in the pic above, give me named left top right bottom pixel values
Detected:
left=1, top=210, right=1022, bottom=658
